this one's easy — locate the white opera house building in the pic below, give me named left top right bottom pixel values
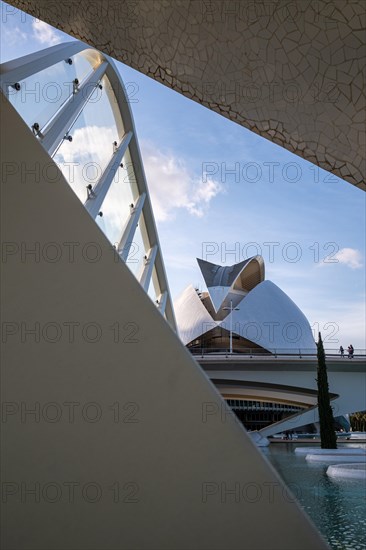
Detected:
left=175, top=256, right=316, bottom=355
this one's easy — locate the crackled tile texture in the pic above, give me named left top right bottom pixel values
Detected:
left=7, top=0, right=366, bottom=190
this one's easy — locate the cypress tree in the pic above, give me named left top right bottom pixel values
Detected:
left=316, top=332, right=337, bottom=449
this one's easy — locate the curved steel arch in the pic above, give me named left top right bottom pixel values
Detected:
left=0, top=40, right=176, bottom=328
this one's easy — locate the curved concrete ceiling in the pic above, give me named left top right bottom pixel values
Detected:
left=7, top=0, right=366, bottom=190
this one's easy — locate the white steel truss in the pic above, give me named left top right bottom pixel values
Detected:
left=0, top=41, right=176, bottom=329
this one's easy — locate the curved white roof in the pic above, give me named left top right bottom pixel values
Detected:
left=223, top=281, right=316, bottom=352
left=197, top=256, right=264, bottom=312
left=174, top=269, right=316, bottom=353
left=174, top=285, right=217, bottom=346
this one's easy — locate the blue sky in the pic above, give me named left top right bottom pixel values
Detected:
left=1, top=2, right=365, bottom=349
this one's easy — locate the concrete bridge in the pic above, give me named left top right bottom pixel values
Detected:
left=198, top=352, right=366, bottom=436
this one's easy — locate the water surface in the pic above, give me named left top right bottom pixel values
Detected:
left=263, top=443, right=366, bottom=550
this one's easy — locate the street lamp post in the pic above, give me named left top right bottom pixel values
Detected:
left=223, top=299, right=239, bottom=354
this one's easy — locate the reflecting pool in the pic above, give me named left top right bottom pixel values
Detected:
left=263, top=444, right=366, bottom=550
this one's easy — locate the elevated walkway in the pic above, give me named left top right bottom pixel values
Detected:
left=198, top=352, right=366, bottom=436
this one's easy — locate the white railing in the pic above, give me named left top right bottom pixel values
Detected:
left=190, top=347, right=366, bottom=358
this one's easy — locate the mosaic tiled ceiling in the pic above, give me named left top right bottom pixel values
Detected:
left=7, top=0, right=365, bottom=190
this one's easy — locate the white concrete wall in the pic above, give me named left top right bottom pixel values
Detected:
left=0, top=98, right=328, bottom=549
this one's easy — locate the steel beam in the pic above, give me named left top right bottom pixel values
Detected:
left=0, top=41, right=91, bottom=95
left=118, top=193, right=146, bottom=262
left=84, top=131, right=133, bottom=218
left=157, top=291, right=168, bottom=316
left=41, top=61, right=108, bottom=156
left=139, top=245, right=158, bottom=291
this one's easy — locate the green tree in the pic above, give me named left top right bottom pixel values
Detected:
left=350, top=411, right=366, bottom=431
left=316, top=332, right=337, bottom=449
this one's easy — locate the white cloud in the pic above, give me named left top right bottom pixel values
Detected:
left=307, top=301, right=366, bottom=349
left=1, top=25, right=27, bottom=48
left=32, top=20, right=60, bottom=46
left=54, top=125, right=117, bottom=204
left=140, top=141, right=224, bottom=222
left=56, top=125, right=114, bottom=167
left=322, top=247, right=363, bottom=269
